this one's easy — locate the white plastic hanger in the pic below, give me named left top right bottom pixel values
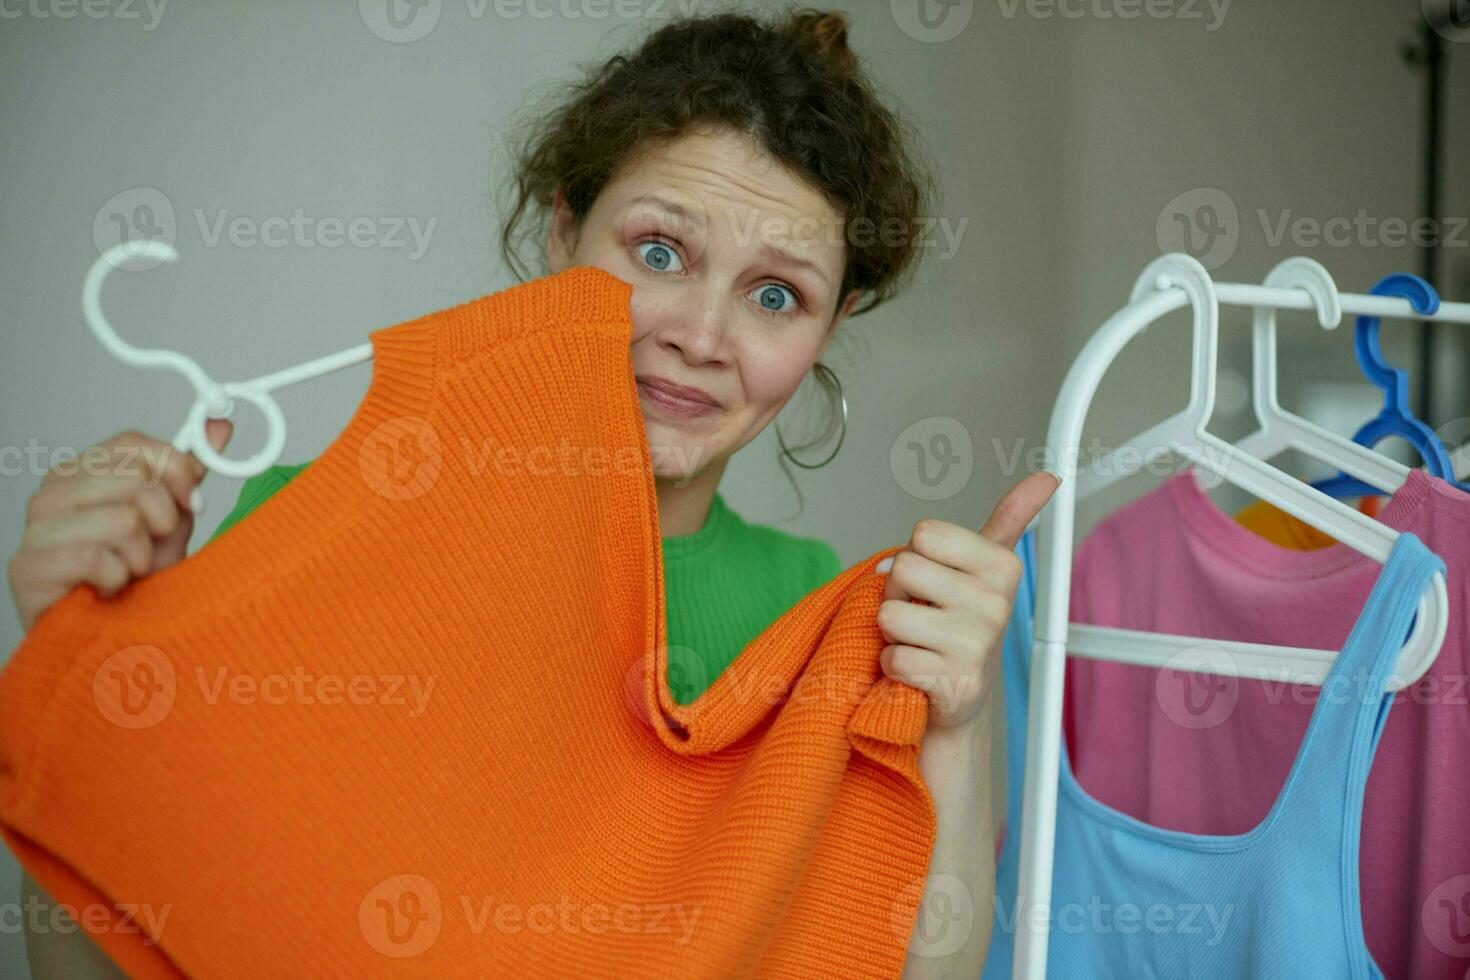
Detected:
left=1010, top=253, right=1456, bottom=980
left=82, top=241, right=372, bottom=513
left=1059, top=255, right=1449, bottom=689
left=1229, top=257, right=1414, bottom=491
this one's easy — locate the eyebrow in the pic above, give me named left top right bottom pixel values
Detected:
left=756, top=241, right=831, bottom=288
left=626, top=194, right=833, bottom=288
left=627, top=194, right=707, bottom=229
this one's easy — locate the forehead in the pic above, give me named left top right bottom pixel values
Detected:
left=602, top=127, right=845, bottom=230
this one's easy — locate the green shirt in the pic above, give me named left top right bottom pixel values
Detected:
left=207, top=462, right=844, bottom=705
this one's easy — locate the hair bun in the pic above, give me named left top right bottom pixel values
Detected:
left=785, top=9, right=856, bottom=72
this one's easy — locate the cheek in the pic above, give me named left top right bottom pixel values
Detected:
left=625, top=287, right=717, bottom=354
left=739, top=345, right=819, bottom=410
left=566, top=239, right=643, bottom=320
left=624, top=284, right=823, bottom=410
left=628, top=289, right=658, bottom=345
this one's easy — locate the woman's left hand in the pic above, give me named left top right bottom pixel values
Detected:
left=874, top=470, right=1061, bottom=734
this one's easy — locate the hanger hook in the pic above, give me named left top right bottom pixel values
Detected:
left=83, top=242, right=233, bottom=415
left=1130, top=252, right=1217, bottom=306
left=1357, top=274, right=1440, bottom=392
left=1263, top=256, right=1342, bottom=329
left=1368, top=273, right=1439, bottom=315
left=1131, top=252, right=1220, bottom=426
left=81, top=243, right=291, bottom=509
left=1305, top=271, right=1466, bottom=496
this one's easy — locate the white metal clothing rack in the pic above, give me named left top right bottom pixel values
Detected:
left=1011, top=253, right=1468, bottom=978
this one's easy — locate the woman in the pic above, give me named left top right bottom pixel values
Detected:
left=7, top=8, right=1057, bottom=977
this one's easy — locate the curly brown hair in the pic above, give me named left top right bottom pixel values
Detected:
left=499, top=6, right=937, bottom=314
left=494, top=4, right=940, bottom=508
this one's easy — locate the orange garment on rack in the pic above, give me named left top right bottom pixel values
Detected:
left=1234, top=492, right=1384, bottom=549
left=0, top=267, right=932, bottom=979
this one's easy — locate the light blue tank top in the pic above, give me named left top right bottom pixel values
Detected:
left=983, top=527, right=1445, bottom=978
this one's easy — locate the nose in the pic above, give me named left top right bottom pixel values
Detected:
left=656, top=287, right=730, bottom=365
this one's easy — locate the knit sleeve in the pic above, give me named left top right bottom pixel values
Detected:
left=0, top=587, right=178, bottom=980
left=0, top=588, right=120, bottom=820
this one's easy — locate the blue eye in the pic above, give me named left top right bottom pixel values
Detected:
left=636, top=240, right=683, bottom=273
left=751, top=283, right=798, bottom=316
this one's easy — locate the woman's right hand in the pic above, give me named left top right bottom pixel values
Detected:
left=7, top=420, right=233, bottom=634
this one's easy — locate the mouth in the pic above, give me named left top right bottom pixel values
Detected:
left=635, top=376, right=721, bottom=418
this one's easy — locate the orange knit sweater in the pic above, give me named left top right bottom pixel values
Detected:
left=0, top=266, right=934, bottom=978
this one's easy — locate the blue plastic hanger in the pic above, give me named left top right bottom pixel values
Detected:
left=1310, top=272, right=1470, bottom=498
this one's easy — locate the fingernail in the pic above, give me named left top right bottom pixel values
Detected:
left=875, top=556, right=894, bottom=574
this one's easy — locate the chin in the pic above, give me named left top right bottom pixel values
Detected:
left=642, top=427, right=713, bottom=484
left=647, top=449, right=705, bottom=484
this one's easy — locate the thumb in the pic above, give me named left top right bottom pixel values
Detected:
left=183, top=417, right=233, bottom=516
left=203, top=416, right=233, bottom=456
left=977, top=470, right=1061, bottom=551
left=189, top=417, right=234, bottom=477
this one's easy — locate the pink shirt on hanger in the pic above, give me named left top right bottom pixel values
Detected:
left=1063, top=467, right=1470, bottom=980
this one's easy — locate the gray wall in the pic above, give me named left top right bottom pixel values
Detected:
left=2, top=0, right=1464, bottom=974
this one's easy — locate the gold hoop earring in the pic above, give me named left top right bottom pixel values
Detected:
left=775, top=362, right=847, bottom=470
